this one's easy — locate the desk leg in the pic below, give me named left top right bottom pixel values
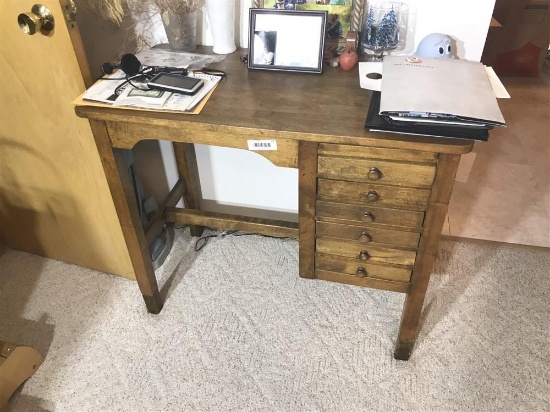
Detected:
left=89, top=120, right=163, bottom=314
left=173, top=142, right=204, bottom=237
left=394, top=153, right=461, bottom=360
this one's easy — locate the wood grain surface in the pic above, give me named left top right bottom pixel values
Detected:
left=75, top=48, right=474, bottom=155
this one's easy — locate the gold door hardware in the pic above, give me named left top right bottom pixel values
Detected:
left=18, top=4, right=55, bottom=35
left=63, top=0, right=77, bottom=30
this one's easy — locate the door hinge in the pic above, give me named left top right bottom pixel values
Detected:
left=63, top=0, right=77, bottom=30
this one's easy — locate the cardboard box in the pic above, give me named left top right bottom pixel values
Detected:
left=482, top=0, right=550, bottom=76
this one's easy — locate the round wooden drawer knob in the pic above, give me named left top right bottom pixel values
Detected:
left=358, top=231, right=371, bottom=243
left=355, top=267, right=368, bottom=278
left=358, top=250, right=370, bottom=261
left=366, top=190, right=379, bottom=202
left=367, top=167, right=382, bottom=181
left=362, top=212, right=375, bottom=222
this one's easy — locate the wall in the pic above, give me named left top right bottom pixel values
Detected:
left=401, top=0, right=496, bottom=61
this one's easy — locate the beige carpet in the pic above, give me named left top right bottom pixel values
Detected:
left=1, top=229, right=549, bottom=411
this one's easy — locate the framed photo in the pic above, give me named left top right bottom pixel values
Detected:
left=248, top=9, right=327, bottom=74
left=252, top=0, right=364, bottom=33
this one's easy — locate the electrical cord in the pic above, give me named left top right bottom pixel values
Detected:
left=99, top=67, right=227, bottom=82
left=97, top=66, right=227, bottom=98
left=168, top=224, right=291, bottom=252
left=195, top=230, right=226, bottom=251
left=193, top=68, right=227, bottom=78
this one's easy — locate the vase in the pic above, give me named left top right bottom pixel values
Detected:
left=205, top=0, right=236, bottom=54
left=361, top=1, right=406, bottom=61
left=161, top=10, right=197, bottom=51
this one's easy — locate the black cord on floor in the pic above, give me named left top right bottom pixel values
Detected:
left=167, top=224, right=291, bottom=252
left=195, top=230, right=237, bottom=251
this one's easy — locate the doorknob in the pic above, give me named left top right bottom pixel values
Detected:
left=18, top=4, right=55, bottom=35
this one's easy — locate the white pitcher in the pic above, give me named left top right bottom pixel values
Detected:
left=205, top=0, right=237, bottom=54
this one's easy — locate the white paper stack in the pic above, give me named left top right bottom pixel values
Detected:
left=379, top=56, right=506, bottom=128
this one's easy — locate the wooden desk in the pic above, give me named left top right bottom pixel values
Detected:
left=75, top=51, right=473, bottom=360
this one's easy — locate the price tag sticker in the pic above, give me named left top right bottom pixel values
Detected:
left=247, top=139, right=278, bottom=151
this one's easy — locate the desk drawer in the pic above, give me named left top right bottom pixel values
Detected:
left=316, top=200, right=425, bottom=230
left=316, top=253, right=412, bottom=283
left=319, top=143, right=439, bottom=164
left=316, top=238, right=417, bottom=266
left=315, top=269, right=409, bottom=293
left=318, top=156, right=436, bottom=188
left=316, top=221, right=420, bottom=249
left=318, top=179, right=430, bottom=211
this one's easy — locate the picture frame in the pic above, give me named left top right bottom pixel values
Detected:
left=247, top=9, right=327, bottom=74
left=252, top=0, right=364, bottom=33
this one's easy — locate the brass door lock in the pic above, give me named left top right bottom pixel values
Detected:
left=18, top=4, right=55, bottom=35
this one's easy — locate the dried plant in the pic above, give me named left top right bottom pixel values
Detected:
left=80, top=0, right=205, bottom=25
left=150, top=0, right=205, bottom=15
left=79, top=0, right=125, bottom=25
left=97, top=0, right=124, bottom=24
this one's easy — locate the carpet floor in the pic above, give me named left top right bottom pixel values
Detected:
left=1, top=229, right=549, bottom=411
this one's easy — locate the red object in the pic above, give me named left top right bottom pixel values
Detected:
left=493, top=42, right=543, bottom=76
left=339, top=50, right=358, bottom=71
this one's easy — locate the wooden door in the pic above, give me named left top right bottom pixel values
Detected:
left=0, top=0, right=134, bottom=278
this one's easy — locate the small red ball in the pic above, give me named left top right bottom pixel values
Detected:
left=339, top=50, right=358, bottom=71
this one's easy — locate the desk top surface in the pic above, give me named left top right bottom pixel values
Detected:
left=75, top=48, right=473, bottom=154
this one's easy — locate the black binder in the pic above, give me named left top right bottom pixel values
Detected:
left=365, top=92, right=490, bottom=142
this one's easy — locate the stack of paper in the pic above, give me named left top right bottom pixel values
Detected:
left=366, top=55, right=506, bottom=141
left=83, top=71, right=222, bottom=114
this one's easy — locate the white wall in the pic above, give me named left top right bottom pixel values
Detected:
left=191, top=0, right=496, bottom=221
left=401, top=0, right=496, bottom=61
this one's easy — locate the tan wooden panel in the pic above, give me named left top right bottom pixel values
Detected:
left=107, top=121, right=299, bottom=168
left=318, top=156, right=436, bottom=188
left=165, top=207, right=299, bottom=239
left=316, top=253, right=412, bottom=282
left=319, top=143, right=438, bottom=163
left=0, top=0, right=133, bottom=278
left=318, top=179, right=430, bottom=211
left=316, top=238, right=417, bottom=266
left=316, top=221, right=420, bottom=248
left=316, top=200, right=425, bottom=229
left=315, top=269, right=409, bottom=293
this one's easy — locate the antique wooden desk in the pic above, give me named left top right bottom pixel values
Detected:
left=75, top=51, right=473, bottom=360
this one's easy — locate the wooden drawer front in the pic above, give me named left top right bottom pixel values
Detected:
left=319, top=143, right=438, bottom=164
left=318, top=156, right=436, bottom=188
left=318, top=179, right=430, bottom=211
left=315, top=269, right=409, bottom=293
left=316, top=253, right=412, bottom=282
left=316, top=221, right=420, bottom=249
left=316, top=238, right=416, bottom=266
left=316, top=200, right=425, bottom=229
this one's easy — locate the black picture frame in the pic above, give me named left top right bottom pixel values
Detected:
left=247, top=9, right=327, bottom=74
